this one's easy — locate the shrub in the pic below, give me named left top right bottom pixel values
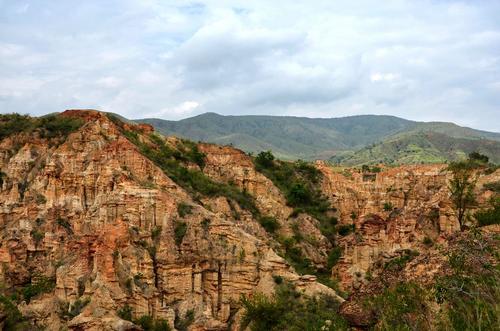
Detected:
left=255, top=151, right=275, bottom=169
left=174, top=309, right=194, bottom=331
left=151, top=226, right=162, bottom=241
left=30, top=229, right=45, bottom=246
left=56, top=217, right=72, bottom=234
left=258, top=216, right=280, bottom=234
left=35, top=194, right=47, bottom=205
left=136, top=315, right=171, bottom=331
left=22, top=276, right=56, bottom=303
left=483, top=181, right=500, bottom=193
left=117, top=304, right=133, bottom=321
left=241, top=282, right=348, bottom=331
left=177, top=203, right=193, bottom=218
left=253, top=154, right=335, bottom=242
left=422, top=236, right=433, bottom=247
left=327, top=247, right=342, bottom=269
left=119, top=126, right=260, bottom=217
left=174, top=222, right=187, bottom=246
left=201, top=218, right=210, bottom=231
left=384, top=250, right=419, bottom=271
left=273, top=275, right=283, bottom=284
left=383, top=202, right=393, bottom=211
left=0, top=295, right=31, bottom=330
left=434, top=231, right=499, bottom=331
left=38, top=115, right=84, bottom=138
left=474, top=197, right=500, bottom=226
left=369, top=282, right=431, bottom=331
left=68, top=298, right=90, bottom=318
left=337, top=224, right=354, bottom=236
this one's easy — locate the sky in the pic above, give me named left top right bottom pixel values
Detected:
left=0, top=0, right=499, bottom=131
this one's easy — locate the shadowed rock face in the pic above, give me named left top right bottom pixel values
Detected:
left=0, top=110, right=498, bottom=330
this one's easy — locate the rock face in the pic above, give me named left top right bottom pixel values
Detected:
left=317, top=161, right=500, bottom=289
left=0, top=111, right=337, bottom=330
left=0, top=110, right=498, bottom=330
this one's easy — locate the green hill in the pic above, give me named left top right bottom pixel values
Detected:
left=330, top=131, right=500, bottom=165
left=136, top=113, right=500, bottom=163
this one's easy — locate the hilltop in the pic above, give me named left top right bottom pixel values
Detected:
left=137, top=113, right=500, bottom=163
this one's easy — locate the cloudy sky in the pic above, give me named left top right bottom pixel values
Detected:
left=1, top=0, right=499, bottom=131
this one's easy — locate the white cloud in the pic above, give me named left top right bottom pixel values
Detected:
left=0, top=0, right=499, bottom=131
left=370, top=73, right=399, bottom=82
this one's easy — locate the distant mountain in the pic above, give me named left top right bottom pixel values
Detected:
left=136, top=113, right=500, bottom=163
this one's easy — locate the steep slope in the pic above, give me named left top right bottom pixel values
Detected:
left=137, top=113, right=500, bottom=161
left=331, top=131, right=500, bottom=165
left=0, top=110, right=498, bottom=330
left=0, top=111, right=339, bottom=330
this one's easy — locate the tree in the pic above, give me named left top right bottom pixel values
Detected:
left=447, top=160, right=477, bottom=231
left=255, top=151, right=275, bottom=169
left=468, top=152, right=488, bottom=164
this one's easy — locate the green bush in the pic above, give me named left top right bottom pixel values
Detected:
left=241, top=282, right=348, bottom=331
left=174, top=309, right=194, bottom=331
left=30, top=229, right=45, bottom=246
left=483, top=181, right=500, bottom=193
left=434, top=231, right=499, bottom=331
left=383, top=202, right=393, bottom=211
left=474, top=197, right=500, bottom=226
left=369, top=282, right=431, bottom=331
left=384, top=250, right=419, bottom=271
left=68, top=298, right=90, bottom=318
left=135, top=315, right=171, bottom=331
left=0, top=113, right=83, bottom=141
left=422, top=236, right=433, bottom=247
left=35, top=194, right=47, bottom=205
left=327, top=247, right=342, bottom=269
left=117, top=304, right=133, bottom=321
left=337, top=224, right=354, bottom=236
left=255, top=151, right=275, bottom=169
left=0, top=295, right=31, bottom=330
left=174, top=222, right=188, bottom=246
left=177, top=203, right=193, bottom=218
left=22, top=276, right=56, bottom=303
left=258, top=216, right=280, bottom=234
left=56, top=217, right=73, bottom=234
left=151, top=226, right=162, bottom=241
left=38, top=115, right=84, bottom=138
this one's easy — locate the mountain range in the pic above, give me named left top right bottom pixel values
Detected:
left=136, top=113, right=500, bottom=164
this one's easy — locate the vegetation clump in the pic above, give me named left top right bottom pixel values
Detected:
left=474, top=197, right=500, bottom=226
left=0, top=113, right=84, bottom=141
left=112, top=115, right=260, bottom=217
left=117, top=304, right=171, bottom=330
left=177, top=202, right=193, bottom=218
left=253, top=151, right=334, bottom=240
left=240, top=282, right=348, bottom=331
left=174, top=221, right=188, bottom=246
left=22, top=276, right=56, bottom=303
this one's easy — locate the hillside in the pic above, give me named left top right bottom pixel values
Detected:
left=331, top=131, right=500, bottom=165
left=0, top=110, right=498, bottom=330
left=137, top=113, right=500, bottom=162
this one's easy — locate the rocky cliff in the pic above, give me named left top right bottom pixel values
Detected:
left=0, top=110, right=498, bottom=330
